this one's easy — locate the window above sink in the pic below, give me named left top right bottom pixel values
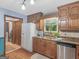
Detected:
left=44, top=17, right=58, bottom=32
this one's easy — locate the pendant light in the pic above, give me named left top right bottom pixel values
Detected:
left=21, top=0, right=35, bottom=10
left=30, top=0, right=35, bottom=5
left=21, top=4, right=26, bottom=10
left=21, top=0, right=26, bottom=10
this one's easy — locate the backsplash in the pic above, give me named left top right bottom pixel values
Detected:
left=60, top=32, right=79, bottom=38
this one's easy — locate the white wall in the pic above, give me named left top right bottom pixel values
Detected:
left=0, top=7, right=27, bottom=55
left=0, top=7, right=27, bottom=37
left=0, top=12, right=4, bottom=37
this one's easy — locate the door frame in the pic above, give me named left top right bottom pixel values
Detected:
left=5, top=22, right=10, bottom=42
left=4, top=15, right=23, bottom=55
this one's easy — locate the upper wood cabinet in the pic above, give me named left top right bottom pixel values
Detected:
left=35, top=19, right=44, bottom=31
left=58, top=6, right=69, bottom=31
left=58, top=6, right=69, bottom=18
left=58, top=1, right=79, bottom=31
left=39, top=19, right=44, bottom=31
left=69, top=3, right=79, bottom=19
left=69, top=3, right=79, bottom=31
left=27, top=12, right=43, bottom=23
left=27, top=12, right=43, bottom=30
left=58, top=18, right=69, bottom=31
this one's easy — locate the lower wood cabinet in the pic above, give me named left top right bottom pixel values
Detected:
left=45, top=41, right=57, bottom=59
left=33, top=37, right=57, bottom=59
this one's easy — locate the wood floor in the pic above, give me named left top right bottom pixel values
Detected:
left=6, top=42, right=21, bottom=54
left=6, top=48, right=32, bottom=59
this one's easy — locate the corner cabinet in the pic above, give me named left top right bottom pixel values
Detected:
left=33, top=37, right=57, bottom=59
left=27, top=12, right=43, bottom=30
left=58, top=2, right=79, bottom=32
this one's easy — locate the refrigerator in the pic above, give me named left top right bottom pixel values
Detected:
left=21, top=23, right=36, bottom=52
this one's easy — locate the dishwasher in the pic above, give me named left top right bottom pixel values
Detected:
left=57, top=42, right=76, bottom=59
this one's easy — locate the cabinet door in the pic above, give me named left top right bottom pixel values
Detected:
left=34, top=39, right=46, bottom=54
left=33, top=38, right=42, bottom=53
left=69, top=3, right=79, bottom=19
left=76, top=46, right=79, bottom=59
left=58, top=6, right=69, bottom=18
left=33, top=38, right=38, bottom=52
left=69, top=3, right=79, bottom=31
left=58, top=6, right=69, bottom=31
left=45, top=41, right=57, bottom=59
left=39, top=39, right=46, bottom=54
left=36, top=21, right=40, bottom=30
left=39, top=19, right=44, bottom=31
left=58, top=19, right=69, bottom=31
left=69, top=19, right=79, bottom=31
left=36, top=39, right=41, bottom=53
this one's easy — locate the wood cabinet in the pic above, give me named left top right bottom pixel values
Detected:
left=33, top=38, right=38, bottom=52
left=33, top=19, right=44, bottom=31
left=58, top=6, right=69, bottom=31
left=68, top=3, right=79, bottom=31
left=33, top=37, right=57, bottom=59
left=35, top=19, right=44, bottom=31
left=35, top=21, right=40, bottom=30
left=76, top=46, right=79, bottom=59
left=39, top=19, right=44, bottom=31
left=27, top=12, right=43, bottom=23
left=38, top=39, right=46, bottom=54
left=27, top=12, right=43, bottom=30
left=58, top=1, right=79, bottom=31
left=45, top=40, right=57, bottom=59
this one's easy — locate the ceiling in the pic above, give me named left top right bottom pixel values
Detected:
left=0, top=0, right=78, bottom=15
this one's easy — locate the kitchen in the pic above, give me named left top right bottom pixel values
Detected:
left=26, top=1, right=79, bottom=59
left=0, top=0, right=79, bottom=59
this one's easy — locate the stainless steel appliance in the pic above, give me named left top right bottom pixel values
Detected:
left=57, top=42, right=76, bottom=59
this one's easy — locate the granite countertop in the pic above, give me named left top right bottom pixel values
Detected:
left=34, top=36, right=79, bottom=45
left=52, top=38, right=79, bottom=45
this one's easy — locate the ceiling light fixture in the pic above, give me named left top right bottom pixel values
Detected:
left=21, top=0, right=35, bottom=10
left=30, top=0, right=35, bottom=5
left=21, top=0, right=26, bottom=10
left=21, top=4, right=26, bottom=10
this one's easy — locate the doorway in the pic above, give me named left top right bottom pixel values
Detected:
left=4, top=15, right=23, bottom=54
